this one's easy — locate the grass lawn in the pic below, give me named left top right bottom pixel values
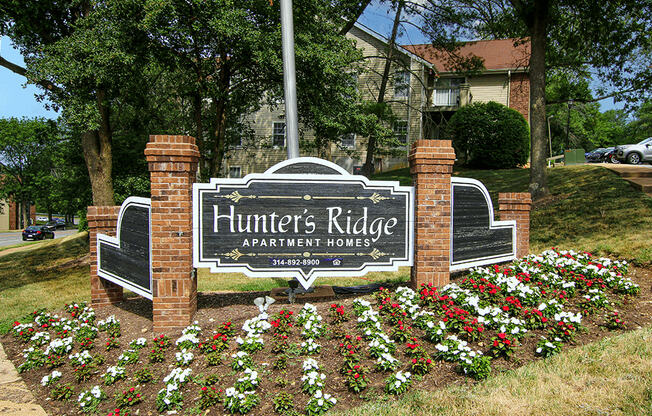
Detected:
left=376, top=165, right=652, bottom=264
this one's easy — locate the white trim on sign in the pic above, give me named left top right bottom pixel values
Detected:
left=97, top=197, right=153, bottom=299
left=449, top=177, right=517, bottom=271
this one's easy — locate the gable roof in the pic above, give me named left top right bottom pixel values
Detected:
left=351, top=23, right=434, bottom=69
left=403, top=39, right=530, bottom=73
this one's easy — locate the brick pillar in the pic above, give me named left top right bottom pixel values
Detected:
left=9, top=202, right=17, bottom=230
left=88, top=206, right=123, bottom=306
left=409, top=140, right=456, bottom=289
left=145, top=135, right=200, bottom=332
left=498, top=193, right=532, bottom=258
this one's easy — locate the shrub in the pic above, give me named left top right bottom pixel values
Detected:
left=446, top=101, right=529, bottom=169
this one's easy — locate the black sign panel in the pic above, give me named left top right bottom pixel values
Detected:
left=193, top=158, right=414, bottom=289
left=450, top=178, right=515, bottom=270
left=97, top=198, right=152, bottom=299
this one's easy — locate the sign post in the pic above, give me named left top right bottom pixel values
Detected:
left=280, top=0, right=299, bottom=159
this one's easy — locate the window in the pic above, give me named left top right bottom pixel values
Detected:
left=272, top=122, right=285, bottom=147
left=228, top=166, right=241, bottom=178
left=394, top=71, right=410, bottom=98
left=433, top=77, right=464, bottom=106
left=341, top=133, right=355, bottom=149
left=393, top=120, right=408, bottom=145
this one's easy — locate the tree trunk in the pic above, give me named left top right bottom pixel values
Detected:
left=362, top=0, right=404, bottom=177
left=22, top=199, right=30, bottom=227
left=192, top=92, right=206, bottom=179
left=527, top=0, right=550, bottom=200
left=81, top=89, right=114, bottom=206
left=210, top=65, right=231, bottom=178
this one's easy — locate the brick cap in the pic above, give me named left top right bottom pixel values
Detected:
left=498, top=192, right=532, bottom=206
left=87, top=205, right=120, bottom=219
left=409, top=140, right=456, bottom=163
left=145, top=135, right=200, bottom=162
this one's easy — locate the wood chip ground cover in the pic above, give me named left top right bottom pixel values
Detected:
left=2, top=249, right=652, bottom=416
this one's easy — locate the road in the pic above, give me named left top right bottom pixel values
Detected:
left=0, top=229, right=80, bottom=248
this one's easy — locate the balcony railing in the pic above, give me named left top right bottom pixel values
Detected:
left=428, top=88, right=460, bottom=107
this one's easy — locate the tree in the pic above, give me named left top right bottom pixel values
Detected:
left=0, top=118, right=59, bottom=227
left=420, top=0, right=652, bottom=200
left=1, top=0, right=152, bottom=206
left=141, top=0, right=370, bottom=179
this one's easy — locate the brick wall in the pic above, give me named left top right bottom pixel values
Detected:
left=408, top=139, right=456, bottom=289
left=145, top=135, right=200, bottom=332
left=510, top=73, right=530, bottom=122
left=498, top=192, right=532, bottom=258
left=87, top=206, right=123, bottom=306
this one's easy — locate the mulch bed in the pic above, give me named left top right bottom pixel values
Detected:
left=2, top=264, right=651, bottom=416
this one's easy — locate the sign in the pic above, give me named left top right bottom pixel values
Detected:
left=450, top=178, right=516, bottom=270
left=97, top=197, right=152, bottom=299
left=193, top=158, right=414, bottom=289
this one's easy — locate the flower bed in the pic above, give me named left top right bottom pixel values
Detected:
left=2, top=249, right=650, bottom=415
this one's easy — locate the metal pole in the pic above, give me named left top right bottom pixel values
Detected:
left=280, top=0, right=300, bottom=159
left=547, top=115, right=553, bottom=157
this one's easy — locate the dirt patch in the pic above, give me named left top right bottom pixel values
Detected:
left=2, top=266, right=651, bottom=416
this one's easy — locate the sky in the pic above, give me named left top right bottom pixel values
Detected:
left=0, top=2, right=623, bottom=121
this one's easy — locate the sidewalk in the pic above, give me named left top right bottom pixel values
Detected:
left=600, top=163, right=652, bottom=197
left=0, top=343, right=47, bottom=415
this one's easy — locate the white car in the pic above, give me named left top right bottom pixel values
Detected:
left=614, top=137, right=652, bottom=164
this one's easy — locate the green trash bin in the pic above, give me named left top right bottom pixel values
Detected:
left=564, top=149, right=586, bottom=165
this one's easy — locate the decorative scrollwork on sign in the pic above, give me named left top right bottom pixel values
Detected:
left=367, top=248, right=387, bottom=260
left=216, top=191, right=256, bottom=203
left=215, top=191, right=393, bottom=204
left=361, top=192, right=391, bottom=204
left=221, top=249, right=249, bottom=261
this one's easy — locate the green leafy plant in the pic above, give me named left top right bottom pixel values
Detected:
left=446, top=101, right=529, bottom=169
left=50, top=382, right=74, bottom=401
left=115, top=386, right=142, bottom=407
left=198, top=386, right=224, bottom=410
left=384, top=371, right=412, bottom=395
left=134, top=366, right=154, bottom=384
left=272, top=392, right=294, bottom=414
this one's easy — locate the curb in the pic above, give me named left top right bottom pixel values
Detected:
left=0, top=342, right=47, bottom=416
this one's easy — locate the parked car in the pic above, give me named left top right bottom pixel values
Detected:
left=22, top=225, right=55, bottom=241
left=614, top=137, right=652, bottom=164
left=44, top=219, right=66, bottom=231
left=586, top=148, right=607, bottom=163
left=602, top=147, right=619, bottom=163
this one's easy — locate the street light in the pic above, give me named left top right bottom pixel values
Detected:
left=547, top=115, right=554, bottom=157
left=565, top=99, right=574, bottom=149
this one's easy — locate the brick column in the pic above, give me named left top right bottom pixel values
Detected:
left=408, top=140, right=456, bottom=289
left=498, top=193, right=532, bottom=258
left=88, top=206, right=123, bottom=306
left=145, top=135, right=200, bottom=332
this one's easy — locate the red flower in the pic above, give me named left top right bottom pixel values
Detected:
left=498, top=333, right=506, bottom=339
left=354, top=373, right=359, bottom=379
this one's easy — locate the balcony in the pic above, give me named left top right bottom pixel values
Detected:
left=427, top=87, right=460, bottom=108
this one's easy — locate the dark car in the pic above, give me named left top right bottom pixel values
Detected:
left=46, top=219, right=66, bottom=230
left=586, top=148, right=607, bottom=163
left=22, top=225, right=55, bottom=241
left=603, top=147, right=619, bottom=163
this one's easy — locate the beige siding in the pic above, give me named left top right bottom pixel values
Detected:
left=469, top=74, right=509, bottom=106
left=0, top=201, right=9, bottom=231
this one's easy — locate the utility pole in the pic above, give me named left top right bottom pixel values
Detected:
left=280, top=0, right=300, bottom=159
